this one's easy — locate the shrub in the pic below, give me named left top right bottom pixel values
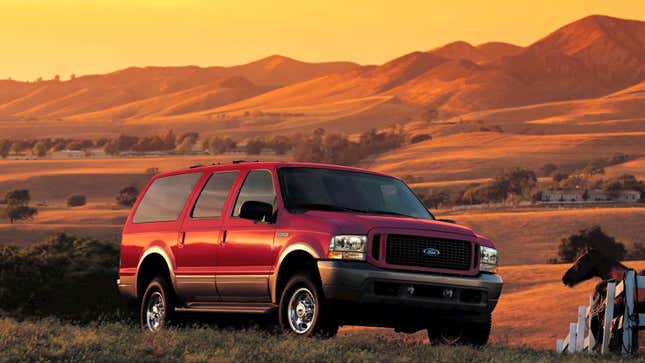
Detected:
left=0, top=233, right=121, bottom=320
left=6, top=205, right=38, bottom=223
left=116, top=186, right=139, bottom=207
left=4, top=189, right=30, bottom=206
left=66, top=194, right=87, bottom=207
left=410, top=134, right=432, bottom=144
left=626, top=242, right=645, bottom=261
left=557, top=226, right=626, bottom=263
left=541, top=163, right=558, bottom=177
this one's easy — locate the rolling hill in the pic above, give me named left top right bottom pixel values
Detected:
left=0, top=15, right=642, bottom=138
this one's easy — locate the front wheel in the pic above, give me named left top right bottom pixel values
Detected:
left=140, top=277, right=175, bottom=332
left=428, top=314, right=491, bottom=346
left=278, top=273, right=339, bottom=337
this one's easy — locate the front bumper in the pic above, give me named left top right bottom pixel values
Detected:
left=318, top=260, right=502, bottom=314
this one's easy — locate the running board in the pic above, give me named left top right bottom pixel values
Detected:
left=175, top=302, right=277, bottom=314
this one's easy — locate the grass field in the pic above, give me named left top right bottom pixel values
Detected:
left=0, top=317, right=626, bottom=363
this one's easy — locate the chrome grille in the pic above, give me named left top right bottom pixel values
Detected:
left=385, top=234, right=472, bottom=271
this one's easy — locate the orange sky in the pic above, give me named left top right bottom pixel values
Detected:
left=1, top=0, right=644, bottom=81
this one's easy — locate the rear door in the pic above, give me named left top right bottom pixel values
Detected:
left=174, top=170, right=239, bottom=302
left=217, top=168, right=277, bottom=302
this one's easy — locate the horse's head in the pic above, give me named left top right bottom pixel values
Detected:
left=562, top=248, right=607, bottom=287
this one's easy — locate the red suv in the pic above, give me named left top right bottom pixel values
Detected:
left=118, top=161, right=502, bottom=344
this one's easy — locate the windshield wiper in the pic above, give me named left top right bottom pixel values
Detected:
left=291, top=203, right=367, bottom=213
left=365, top=210, right=414, bottom=218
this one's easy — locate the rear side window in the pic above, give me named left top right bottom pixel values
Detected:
left=232, top=170, right=276, bottom=217
left=191, top=171, right=239, bottom=218
left=133, top=173, right=201, bottom=223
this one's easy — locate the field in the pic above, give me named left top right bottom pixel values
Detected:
left=0, top=262, right=642, bottom=362
left=0, top=318, right=620, bottom=363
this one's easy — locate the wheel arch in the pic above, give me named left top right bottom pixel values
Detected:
left=136, top=247, right=177, bottom=300
left=270, top=243, right=323, bottom=304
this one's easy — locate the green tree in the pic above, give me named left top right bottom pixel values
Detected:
left=32, top=141, right=48, bottom=157
left=5, top=190, right=30, bottom=206
left=245, top=138, right=266, bottom=155
left=116, top=186, right=139, bottom=207
left=557, top=225, right=626, bottom=263
left=6, top=205, right=38, bottom=223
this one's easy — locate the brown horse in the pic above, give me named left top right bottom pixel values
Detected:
left=562, top=248, right=644, bottom=353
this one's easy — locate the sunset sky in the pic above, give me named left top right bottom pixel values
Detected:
left=1, top=0, right=644, bottom=81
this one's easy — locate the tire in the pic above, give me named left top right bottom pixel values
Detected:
left=278, top=273, right=339, bottom=337
left=140, top=277, right=175, bottom=332
left=428, top=314, right=491, bottom=346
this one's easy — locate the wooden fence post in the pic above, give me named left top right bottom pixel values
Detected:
left=576, top=306, right=585, bottom=352
left=587, top=295, right=595, bottom=352
left=622, top=270, right=635, bottom=356
left=568, top=322, right=577, bottom=354
left=601, top=281, right=616, bottom=354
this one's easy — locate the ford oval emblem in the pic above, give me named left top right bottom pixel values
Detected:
left=422, top=247, right=440, bottom=257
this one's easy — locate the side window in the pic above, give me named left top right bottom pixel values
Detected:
left=232, top=170, right=276, bottom=217
left=133, top=173, right=201, bottom=223
left=191, top=171, right=239, bottom=219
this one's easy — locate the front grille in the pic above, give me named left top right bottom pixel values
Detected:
left=385, top=234, right=472, bottom=271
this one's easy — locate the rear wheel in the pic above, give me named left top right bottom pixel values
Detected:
left=278, top=273, right=339, bottom=337
left=428, top=314, right=491, bottom=346
left=140, top=277, right=175, bottom=332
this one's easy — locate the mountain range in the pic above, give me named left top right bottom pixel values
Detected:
left=0, top=14, right=643, bottom=138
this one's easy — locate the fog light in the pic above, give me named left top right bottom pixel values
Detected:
left=442, top=288, right=454, bottom=299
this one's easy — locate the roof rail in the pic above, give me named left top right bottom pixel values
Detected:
left=231, top=160, right=260, bottom=164
left=189, top=164, right=204, bottom=169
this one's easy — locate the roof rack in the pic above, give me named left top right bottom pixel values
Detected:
left=189, top=164, right=204, bottom=169
left=231, top=160, right=260, bottom=164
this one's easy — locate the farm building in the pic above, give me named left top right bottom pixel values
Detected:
left=541, top=189, right=641, bottom=203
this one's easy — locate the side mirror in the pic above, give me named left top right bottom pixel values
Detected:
left=240, top=201, right=273, bottom=222
left=438, top=218, right=456, bottom=224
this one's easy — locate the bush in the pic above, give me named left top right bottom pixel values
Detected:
left=0, top=233, right=121, bottom=320
left=557, top=226, right=626, bottom=263
left=6, top=205, right=38, bottom=223
left=410, top=134, right=432, bottom=144
left=626, top=242, right=645, bottom=261
left=66, top=194, right=87, bottom=207
left=116, top=186, right=139, bottom=207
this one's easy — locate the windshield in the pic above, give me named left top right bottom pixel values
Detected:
left=278, top=167, right=433, bottom=219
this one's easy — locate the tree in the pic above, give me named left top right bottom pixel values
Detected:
left=116, top=186, right=139, bottom=207
left=0, top=139, right=11, bottom=158
left=245, top=138, right=266, bottom=155
left=626, top=242, right=645, bottom=261
left=103, top=140, right=120, bottom=156
left=421, top=190, right=450, bottom=209
left=177, top=132, right=199, bottom=145
left=5, top=190, right=30, bottom=206
left=553, top=172, right=569, bottom=183
left=557, top=226, right=626, bottom=263
left=6, top=205, right=38, bottom=223
left=161, top=129, right=176, bottom=150
left=32, top=141, right=48, bottom=157
left=541, top=163, right=558, bottom=177
left=175, top=137, right=195, bottom=153
left=268, top=135, right=292, bottom=155
left=66, top=195, right=87, bottom=207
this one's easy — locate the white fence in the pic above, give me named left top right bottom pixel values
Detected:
left=556, top=270, right=643, bottom=355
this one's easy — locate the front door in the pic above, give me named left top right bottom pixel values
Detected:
left=217, top=169, right=277, bottom=302
left=175, top=171, right=239, bottom=302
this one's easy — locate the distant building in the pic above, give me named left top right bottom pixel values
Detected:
left=616, top=190, right=641, bottom=203
left=50, top=150, right=86, bottom=159
left=541, top=189, right=641, bottom=203
left=541, top=190, right=584, bottom=202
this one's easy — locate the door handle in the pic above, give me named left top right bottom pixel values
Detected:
left=178, top=232, right=186, bottom=247
left=220, top=230, right=227, bottom=245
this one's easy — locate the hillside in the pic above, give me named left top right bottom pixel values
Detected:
left=0, top=15, right=642, bottom=138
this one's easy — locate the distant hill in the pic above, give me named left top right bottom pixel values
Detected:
left=0, top=15, right=642, bottom=138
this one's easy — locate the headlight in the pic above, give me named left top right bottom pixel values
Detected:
left=328, top=235, right=367, bottom=261
left=479, top=246, right=498, bottom=273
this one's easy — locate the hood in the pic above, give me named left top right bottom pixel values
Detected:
left=304, top=211, right=477, bottom=238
